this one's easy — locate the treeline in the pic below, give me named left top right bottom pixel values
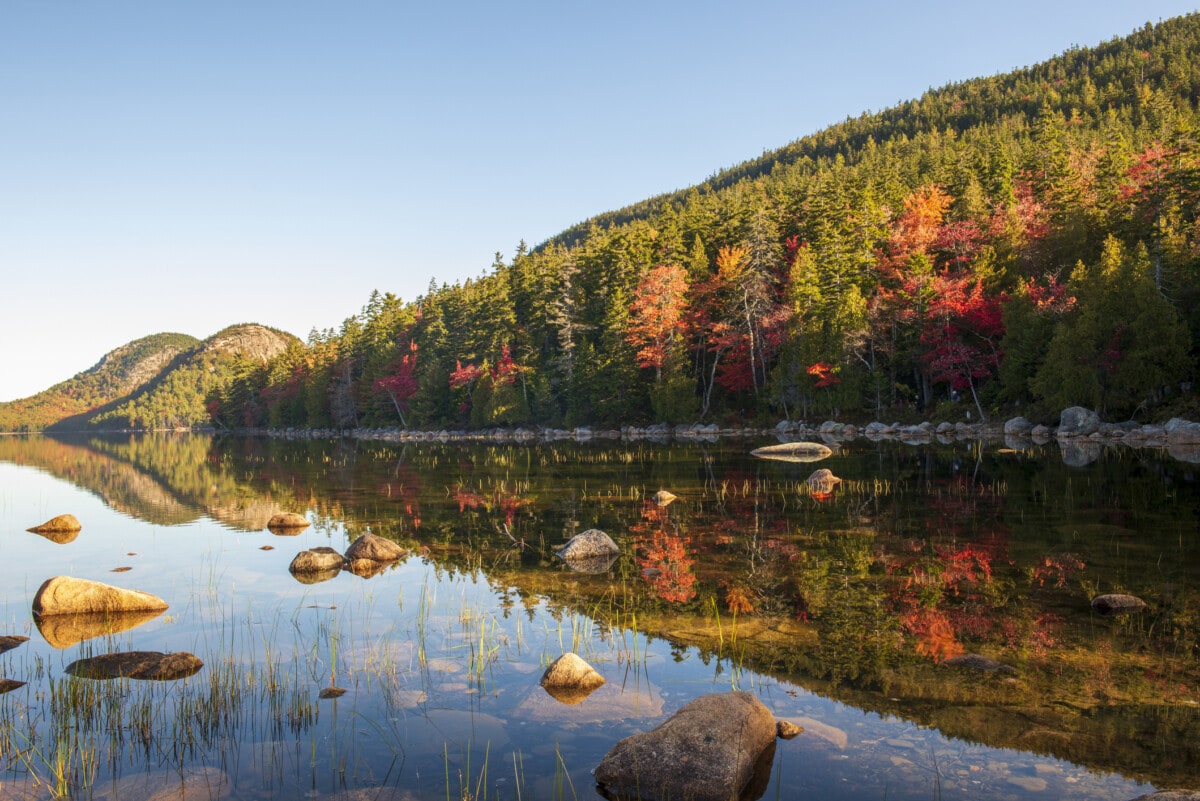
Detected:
left=206, top=15, right=1200, bottom=430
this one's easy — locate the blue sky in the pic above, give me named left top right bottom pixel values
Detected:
left=2, top=1, right=1197, bottom=402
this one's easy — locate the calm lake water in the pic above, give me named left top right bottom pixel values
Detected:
left=0, top=432, right=1196, bottom=800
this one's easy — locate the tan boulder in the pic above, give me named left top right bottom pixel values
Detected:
left=751, top=441, right=833, bottom=462
left=28, top=514, right=82, bottom=533
left=289, top=547, right=346, bottom=575
left=540, top=653, right=605, bottom=704
left=267, top=512, right=311, bottom=532
left=344, top=533, right=406, bottom=562
left=32, top=577, right=168, bottom=618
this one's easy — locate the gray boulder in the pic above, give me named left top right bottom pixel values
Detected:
left=344, top=533, right=406, bottom=563
left=32, top=577, right=169, bottom=617
left=1003, top=417, right=1034, bottom=435
left=556, top=529, right=620, bottom=562
left=595, top=691, right=779, bottom=801
left=1057, top=407, right=1101, bottom=437
left=1165, top=418, right=1200, bottom=444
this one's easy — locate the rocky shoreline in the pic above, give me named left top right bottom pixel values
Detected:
left=237, top=406, right=1200, bottom=465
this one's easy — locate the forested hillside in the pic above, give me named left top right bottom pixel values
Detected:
left=0, top=333, right=199, bottom=431
left=17, top=15, right=1200, bottom=433
left=0, top=326, right=298, bottom=432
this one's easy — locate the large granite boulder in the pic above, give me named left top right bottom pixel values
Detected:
left=595, top=691, right=779, bottom=801
left=65, top=651, right=203, bottom=681
left=556, top=529, right=620, bottom=562
left=32, top=577, right=168, bottom=617
left=1057, top=407, right=1101, bottom=437
left=344, top=533, right=406, bottom=563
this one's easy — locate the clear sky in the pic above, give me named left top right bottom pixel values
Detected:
left=2, top=1, right=1197, bottom=402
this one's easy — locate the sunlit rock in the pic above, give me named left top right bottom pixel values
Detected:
left=750, top=441, right=833, bottom=462
left=940, top=653, right=1017, bottom=674
left=556, top=529, right=619, bottom=562
left=35, top=609, right=164, bottom=649
left=1091, top=593, right=1147, bottom=616
left=65, top=651, right=203, bottom=681
left=776, top=720, right=803, bottom=739
left=289, top=547, right=346, bottom=575
left=344, top=532, right=406, bottom=562
left=266, top=512, right=311, bottom=532
left=28, top=514, right=82, bottom=534
left=32, top=576, right=168, bottom=617
left=595, top=691, right=779, bottom=801
left=540, top=652, right=604, bottom=704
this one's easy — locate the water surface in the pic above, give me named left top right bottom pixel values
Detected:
left=0, top=432, right=1195, bottom=800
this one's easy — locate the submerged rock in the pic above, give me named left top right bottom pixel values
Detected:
left=267, top=512, right=311, bottom=532
left=1091, top=593, right=1148, bottom=616
left=595, top=691, right=779, bottom=801
left=1129, top=792, right=1200, bottom=801
left=35, top=609, right=165, bottom=649
left=32, top=576, right=168, bottom=617
left=319, top=686, right=348, bottom=699
left=65, top=651, right=203, bottom=681
left=940, top=653, right=1017, bottom=674
left=556, top=529, right=620, bottom=562
left=540, top=653, right=605, bottom=705
left=344, top=533, right=406, bottom=563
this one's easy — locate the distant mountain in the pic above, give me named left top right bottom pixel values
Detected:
left=0, top=333, right=199, bottom=432
left=0, top=325, right=299, bottom=432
